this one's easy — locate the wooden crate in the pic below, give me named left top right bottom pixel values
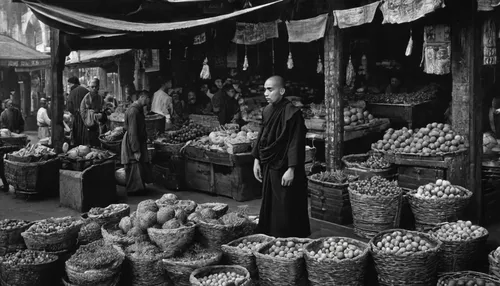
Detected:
left=152, top=159, right=184, bottom=191
left=184, top=157, right=212, bottom=193
left=367, top=100, right=438, bottom=129
left=308, top=178, right=352, bottom=225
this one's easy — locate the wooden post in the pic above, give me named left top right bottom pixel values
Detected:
left=450, top=0, right=483, bottom=223
left=324, top=16, right=344, bottom=170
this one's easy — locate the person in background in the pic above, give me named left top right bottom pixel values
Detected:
left=121, top=90, right=152, bottom=194
left=67, top=76, right=89, bottom=146
left=37, top=98, right=51, bottom=139
left=212, top=83, right=240, bottom=125
left=125, top=83, right=138, bottom=103
left=186, top=90, right=211, bottom=115
left=80, top=78, right=108, bottom=147
left=104, top=94, right=119, bottom=112
left=171, top=90, right=186, bottom=125
left=151, top=77, right=174, bottom=117
left=200, top=83, right=214, bottom=100
left=385, top=76, right=406, bottom=94
left=252, top=75, right=310, bottom=238
left=0, top=99, right=24, bottom=134
left=214, top=77, right=224, bottom=91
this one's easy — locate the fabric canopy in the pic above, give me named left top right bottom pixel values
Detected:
left=0, top=34, right=50, bottom=68
left=24, top=0, right=282, bottom=36
left=65, top=49, right=132, bottom=66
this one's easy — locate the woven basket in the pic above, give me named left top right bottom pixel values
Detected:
left=147, top=222, right=196, bottom=257
left=407, top=186, right=473, bottom=231
left=0, top=221, right=33, bottom=255
left=189, top=265, right=251, bottom=286
left=161, top=249, right=222, bottom=286
left=254, top=237, right=311, bottom=286
left=0, top=250, right=59, bottom=286
left=154, top=141, right=185, bottom=154
left=490, top=251, right=500, bottom=279
left=87, top=204, right=131, bottom=226
left=370, top=229, right=442, bottom=286
left=430, top=223, right=489, bottom=272
left=123, top=252, right=168, bottom=286
left=101, top=223, right=136, bottom=247
left=195, top=203, right=229, bottom=218
left=348, top=187, right=403, bottom=239
left=303, top=237, right=369, bottom=286
left=77, top=217, right=103, bottom=245
left=195, top=219, right=252, bottom=249
left=221, top=234, right=274, bottom=278
left=437, top=271, right=500, bottom=285
left=61, top=273, right=120, bottom=286
left=99, top=135, right=122, bottom=154
left=21, top=217, right=84, bottom=252
left=4, top=157, right=60, bottom=195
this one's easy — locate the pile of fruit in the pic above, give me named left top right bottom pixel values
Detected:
left=356, top=154, right=391, bottom=169
left=0, top=219, right=30, bottom=231
left=432, top=221, right=488, bottom=242
left=372, top=123, right=467, bottom=155
left=413, top=179, right=469, bottom=199
left=242, top=107, right=264, bottom=122
left=310, top=170, right=356, bottom=184
left=264, top=240, right=305, bottom=259
left=102, top=127, right=125, bottom=142
left=156, top=122, right=210, bottom=145
left=308, top=238, right=364, bottom=262
left=125, top=241, right=163, bottom=260
left=438, top=277, right=497, bottom=286
left=88, top=204, right=128, bottom=217
left=26, top=217, right=80, bottom=235
left=66, top=240, right=122, bottom=270
left=189, top=208, right=251, bottom=227
left=195, top=271, right=247, bottom=286
left=0, top=249, right=56, bottom=266
left=349, top=176, right=402, bottom=196
left=343, top=106, right=376, bottom=127
left=65, top=145, right=113, bottom=160
left=234, top=238, right=266, bottom=254
left=11, top=144, right=55, bottom=158
left=374, top=230, right=437, bottom=255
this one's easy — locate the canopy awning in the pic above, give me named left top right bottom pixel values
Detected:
left=0, top=34, right=50, bottom=69
left=65, top=49, right=132, bottom=67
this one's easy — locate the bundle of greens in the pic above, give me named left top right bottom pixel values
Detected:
left=67, top=240, right=122, bottom=270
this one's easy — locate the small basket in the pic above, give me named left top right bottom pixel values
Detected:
left=189, top=265, right=251, bottom=286
left=87, top=204, right=131, bottom=226
left=99, top=135, right=122, bottom=154
left=490, top=251, right=500, bottom=279
left=195, top=203, right=229, bottom=218
left=303, top=237, right=369, bottom=286
left=0, top=221, right=33, bottom=255
left=430, top=223, right=489, bottom=272
left=221, top=234, right=274, bottom=278
left=0, top=250, right=59, bottom=286
left=437, top=271, right=500, bottom=285
left=195, top=219, right=252, bottom=249
left=254, top=237, right=311, bottom=286
left=101, top=223, right=136, bottom=247
left=147, top=222, right=196, bottom=257
left=123, top=252, right=168, bottom=286
left=348, top=187, right=403, bottom=239
left=407, top=186, right=473, bottom=231
left=370, top=229, right=442, bottom=286
left=161, top=249, right=222, bottom=286
left=21, top=217, right=84, bottom=252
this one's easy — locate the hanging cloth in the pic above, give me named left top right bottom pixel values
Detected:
left=421, top=24, right=451, bottom=75
left=200, top=57, right=211, bottom=79
left=405, top=29, right=413, bottom=56
left=232, top=21, right=279, bottom=45
left=243, top=46, right=249, bottom=71
left=316, top=55, right=323, bottom=74
left=333, top=1, right=380, bottom=29
left=286, top=14, right=328, bottom=43
left=346, top=56, right=354, bottom=87
left=287, top=51, right=294, bottom=69
left=380, top=0, right=445, bottom=24
left=483, top=18, right=497, bottom=66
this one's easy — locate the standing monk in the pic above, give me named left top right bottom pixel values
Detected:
left=80, top=78, right=107, bottom=147
left=121, top=90, right=151, bottom=193
left=67, top=76, right=88, bottom=145
left=252, top=76, right=310, bottom=238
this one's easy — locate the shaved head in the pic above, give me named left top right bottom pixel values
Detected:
left=264, top=75, right=286, bottom=104
left=266, top=76, right=285, bottom=89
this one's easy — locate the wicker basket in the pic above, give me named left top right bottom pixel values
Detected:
left=61, top=274, right=120, bottom=286
left=4, top=157, right=60, bottom=195
left=430, top=223, right=489, bottom=272
left=145, top=113, right=165, bottom=140
left=348, top=187, right=403, bottom=239
left=87, top=204, right=131, bottom=226
left=189, top=265, right=251, bottom=286
left=195, top=203, right=229, bottom=218
left=99, top=135, right=122, bottom=154
left=303, top=237, right=369, bottom=286
left=0, top=250, right=59, bottom=286
left=195, top=219, right=252, bottom=249
left=77, top=217, right=103, bottom=245
left=123, top=252, right=168, bottom=286
left=161, top=249, right=222, bottom=286
left=0, top=221, right=33, bottom=256
left=254, top=237, right=311, bottom=286
left=154, top=141, right=185, bottom=155
left=101, top=223, right=136, bottom=247
left=370, top=229, right=442, bottom=286
left=407, top=186, right=473, bottom=231
left=437, top=271, right=500, bottom=285
left=490, top=251, right=500, bottom=279
left=21, top=217, right=84, bottom=252
left=147, top=222, right=196, bottom=257
left=221, top=234, right=274, bottom=278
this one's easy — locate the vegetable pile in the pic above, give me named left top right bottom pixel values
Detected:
left=11, top=144, right=55, bottom=158
left=196, top=271, right=247, bottom=286
left=65, top=145, right=113, bottom=160
left=438, top=277, right=497, bottom=286
left=169, top=243, right=220, bottom=262
left=413, top=179, right=468, bottom=199
left=125, top=241, right=163, bottom=259
left=89, top=204, right=128, bottom=217
left=102, top=127, right=125, bottom=142
left=156, top=122, right=210, bottom=145
left=349, top=176, right=402, bottom=196
left=310, top=170, right=356, bottom=184
left=191, top=129, right=258, bottom=153
left=67, top=240, right=122, bottom=270
left=0, top=219, right=30, bottom=231
left=265, top=240, right=305, bottom=259
left=358, top=154, right=391, bottom=169
left=343, top=106, right=376, bottom=127
left=26, top=217, right=79, bottom=235
left=308, top=238, right=363, bottom=262
left=374, top=230, right=436, bottom=255
left=432, top=221, right=488, bottom=242
left=234, top=238, right=265, bottom=254
left=0, top=249, right=56, bottom=266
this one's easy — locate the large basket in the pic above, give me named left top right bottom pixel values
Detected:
left=4, top=157, right=60, bottom=195
left=123, top=252, right=168, bottom=286
left=101, top=223, right=137, bottom=247
left=430, top=223, right=489, bottom=272
left=407, top=186, right=473, bottom=231
left=99, top=135, right=122, bottom=154
left=303, top=237, right=369, bottom=286
left=77, top=218, right=103, bottom=245
left=437, top=271, right=500, bottom=285
left=221, top=234, right=274, bottom=278
left=348, top=187, right=403, bottom=239
left=0, top=250, right=59, bottom=286
left=161, top=249, right=222, bottom=286
left=147, top=222, right=196, bottom=257
left=0, top=221, right=33, bottom=256
left=21, top=217, right=83, bottom=252
left=370, top=229, right=442, bottom=286
left=87, top=204, right=131, bottom=226
left=195, top=219, right=252, bottom=249
left=189, top=265, right=251, bottom=286
left=254, top=237, right=311, bottom=286
left=490, top=251, right=500, bottom=279
left=342, top=153, right=396, bottom=180
left=195, top=203, right=229, bottom=218
left=61, top=274, right=120, bottom=286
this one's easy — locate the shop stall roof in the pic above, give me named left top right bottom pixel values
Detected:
left=0, top=34, right=50, bottom=70
left=65, top=49, right=132, bottom=67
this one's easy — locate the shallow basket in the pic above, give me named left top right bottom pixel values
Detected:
left=123, top=252, right=168, bottom=286
left=87, top=204, right=131, bottom=226
left=0, top=250, right=59, bottom=286
left=147, top=222, right=196, bottom=257
left=221, top=234, right=274, bottom=278
left=303, top=237, right=369, bottom=286
left=437, top=271, right=500, bottom=286
left=195, top=219, right=251, bottom=249
left=101, top=223, right=136, bottom=247
left=189, top=265, right=251, bottom=286
left=254, top=237, right=311, bottom=286
left=161, top=249, right=222, bottom=286
left=407, top=186, right=473, bottom=231
left=370, top=229, right=442, bottom=286
left=348, top=187, right=403, bottom=239
left=195, top=203, right=229, bottom=218
left=430, top=223, right=489, bottom=272
left=0, top=221, right=33, bottom=255
left=490, top=251, right=500, bottom=279
left=21, top=217, right=83, bottom=252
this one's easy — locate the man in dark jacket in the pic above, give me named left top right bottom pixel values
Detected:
left=0, top=99, right=24, bottom=133
left=67, top=76, right=89, bottom=145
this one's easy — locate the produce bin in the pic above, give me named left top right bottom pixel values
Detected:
left=4, top=157, right=61, bottom=197
left=367, top=100, right=438, bottom=129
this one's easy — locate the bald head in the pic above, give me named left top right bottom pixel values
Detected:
left=266, top=76, right=285, bottom=89
left=264, top=75, right=286, bottom=104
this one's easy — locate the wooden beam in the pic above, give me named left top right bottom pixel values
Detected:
left=450, top=0, right=483, bottom=223
left=324, top=15, right=344, bottom=170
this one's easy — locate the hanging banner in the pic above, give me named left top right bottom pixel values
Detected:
left=421, top=24, right=450, bottom=75
left=333, top=1, right=380, bottom=29
left=232, top=20, right=278, bottom=45
left=379, top=0, right=445, bottom=24
left=483, top=18, right=497, bottom=66
left=478, top=0, right=500, bottom=11
left=193, top=32, right=206, bottom=45
left=286, top=13, right=328, bottom=43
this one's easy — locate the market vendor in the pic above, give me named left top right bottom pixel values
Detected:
left=67, top=76, right=89, bottom=146
left=186, top=90, right=211, bottom=115
left=385, top=76, right=407, bottom=94
left=37, top=98, right=51, bottom=139
left=171, top=90, right=186, bottom=125
left=80, top=78, right=108, bottom=147
left=151, top=77, right=174, bottom=117
left=212, top=83, right=241, bottom=125
left=0, top=99, right=24, bottom=134
left=200, top=83, right=215, bottom=100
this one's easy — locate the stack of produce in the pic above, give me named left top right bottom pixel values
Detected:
left=0, top=219, right=32, bottom=255
left=489, top=246, right=500, bottom=279
left=345, top=83, right=440, bottom=104
left=65, top=240, right=124, bottom=285
left=123, top=241, right=167, bottom=286
left=407, top=179, right=473, bottom=231
left=304, top=237, right=369, bottom=286
left=191, top=129, right=258, bottom=154
left=65, top=146, right=113, bottom=161
left=372, top=123, right=467, bottom=155
left=342, top=153, right=395, bottom=180
left=242, top=106, right=264, bottom=122
left=343, top=105, right=376, bottom=128
left=21, top=216, right=83, bottom=252
left=79, top=204, right=130, bottom=245
left=0, top=249, right=58, bottom=286
left=189, top=265, right=251, bottom=286
left=370, top=229, right=442, bottom=285
left=437, top=271, right=500, bottom=286
left=156, top=122, right=210, bottom=145
left=101, top=127, right=125, bottom=142
left=348, top=176, right=403, bottom=238
left=8, top=144, right=56, bottom=162
left=483, top=132, right=500, bottom=154
left=431, top=221, right=489, bottom=272
left=254, top=237, right=311, bottom=286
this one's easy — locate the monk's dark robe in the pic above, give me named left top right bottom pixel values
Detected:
left=67, top=85, right=88, bottom=146
left=251, top=98, right=310, bottom=238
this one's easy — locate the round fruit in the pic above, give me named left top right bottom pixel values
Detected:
left=432, top=221, right=488, bottom=242
left=308, top=237, right=364, bottom=262
left=197, top=271, right=246, bottom=286
left=0, top=219, right=30, bottom=231
left=0, top=249, right=56, bottom=266
left=266, top=240, right=305, bottom=259
left=374, top=230, right=436, bottom=255
left=235, top=238, right=266, bottom=253
left=349, top=176, right=402, bottom=196
left=413, top=179, right=468, bottom=199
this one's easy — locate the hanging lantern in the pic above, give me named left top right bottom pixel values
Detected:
left=168, top=41, right=172, bottom=60
left=405, top=29, right=413, bottom=56
left=346, top=56, right=354, bottom=87
left=243, top=46, right=249, bottom=71
left=287, top=52, right=294, bottom=70
left=200, top=57, right=211, bottom=80
left=316, top=55, right=323, bottom=74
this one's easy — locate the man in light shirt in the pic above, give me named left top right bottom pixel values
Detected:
left=37, top=98, right=51, bottom=139
left=151, top=77, right=174, bottom=117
